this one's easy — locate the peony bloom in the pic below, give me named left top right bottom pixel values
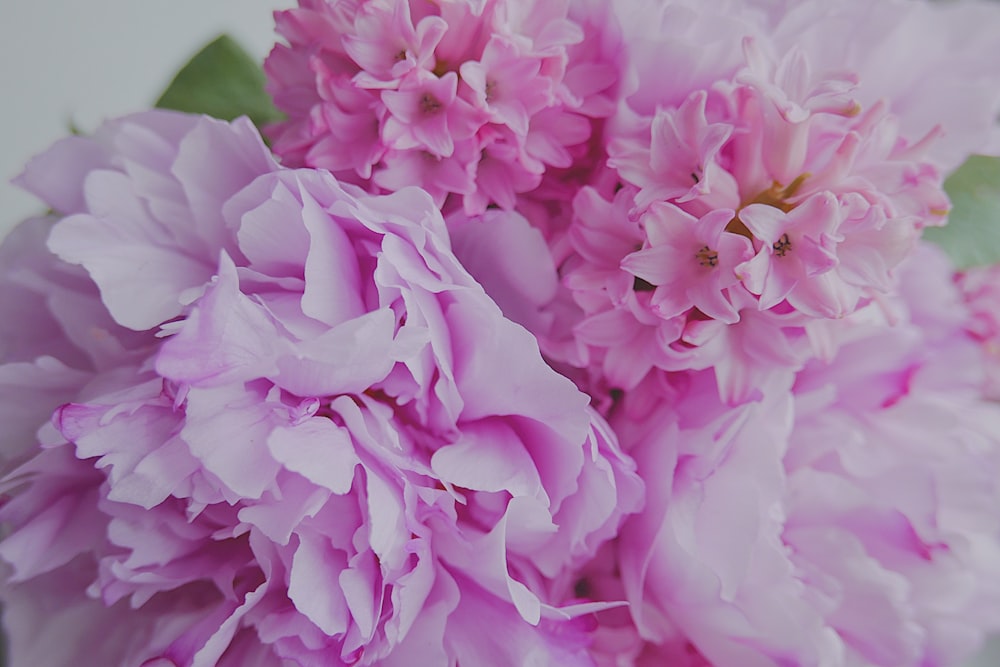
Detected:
left=264, top=0, right=619, bottom=215
left=0, top=110, right=643, bottom=666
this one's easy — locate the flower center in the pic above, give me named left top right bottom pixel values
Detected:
left=420, top=93, right=444, bottom=115
left=696, top=245, right=719, bottom=267
left=772, top=233, right=792, bottom=257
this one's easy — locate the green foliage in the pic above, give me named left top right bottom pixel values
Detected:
left=925, top=155, right=1000, bottom=269
left=155, top=34, right=282, bottom=128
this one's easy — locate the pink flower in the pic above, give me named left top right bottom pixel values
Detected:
left=265, top=0, right=612, bottom=214
left=381, top=70, right=483, bottom=157
left=609, top=90, right=736, bottom=211
left=460, top=36, right=552, bottom=136
left=736, top=192, right=849, bottom=317
left=756, top=0, right=1000, bottom=171
left=0, top=110, right=643, bottom=666
left=620, top=203, right=751, bottom=323
left=473, top=0, right=965, bottom=404
left=342, top=0, right=445, bottom=87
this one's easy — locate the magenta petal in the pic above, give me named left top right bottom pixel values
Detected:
left=378, top=561, right=457, bottom=667
left=272, top=308, right=397, bottom=396
left=47, top=204, right=214, bottom=331
left=155, top=253, right=282, bottom=386
left=267, top=418, right=358, bottom=494
left=446, top=574, right=593, bottom=667
left=15, top=136, right=111, bottom=215
left=179, top=384, right=281, bottom=500
left=300, top=183, right=367, bottom=326
left=431, top=419, right=542, bottom=496
left=0, top=463, right=103, bottom=581
left=288, top=531, right=351, bottom=636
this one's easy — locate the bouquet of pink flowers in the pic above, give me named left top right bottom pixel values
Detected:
left=4, top=1, right=1000, bottom=665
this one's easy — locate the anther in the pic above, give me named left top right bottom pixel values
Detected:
left=696, top=245, right=719, bottom=267
left=772, top=233, right=792, bottom=257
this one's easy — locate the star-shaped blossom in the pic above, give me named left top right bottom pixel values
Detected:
left=344, top=0, right=447, bottom=88
left=621, top=203, right=753, bottom=324
left=381, top=70, right=485, bottom=157
left=610, top=90, right=738, bottom=211
left=460, top=36, right=553, bottom=135
left=737, top=191, right=852, bottom=317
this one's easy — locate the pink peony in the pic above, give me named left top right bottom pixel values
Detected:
left=0, top=110, right=643, bottom=666
left=264, top=0, right=619, bottom=215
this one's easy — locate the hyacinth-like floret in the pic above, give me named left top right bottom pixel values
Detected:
left=264, top=0, right=620, bottom=215
left=590, top=244, right=1000, bottom=667
left=0, top=110, right=643, bottom=667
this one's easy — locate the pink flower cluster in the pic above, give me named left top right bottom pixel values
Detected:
left=265, top=0, right=618, bottom=213
left=514, top=2, right=965, bottom=406
left=4, top=1, right=1000, bottom=666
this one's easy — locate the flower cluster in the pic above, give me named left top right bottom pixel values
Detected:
left=501, top=0, right=970, bottom=406
left=4, top=1, right=1000, bottom=666
left=265, top=0, right=619, bottom=214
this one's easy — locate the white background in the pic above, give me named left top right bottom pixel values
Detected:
left=0, top=2, right=999, bottom=666
left=0, top=0, right=290, bottom=233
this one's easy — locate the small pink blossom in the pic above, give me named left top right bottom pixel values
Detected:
left=343, top=0, right=445, bottom=87
left=736, top=192, right=846, bottom=316
left=460, top=36, right=552, bottom=136
left=609, top=90, right=736, bottom=211
left=381, top=70, right=483, bottom=157
left=621, top=203, right=751, bottom=323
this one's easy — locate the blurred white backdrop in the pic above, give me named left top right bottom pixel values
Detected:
left=1, top=2, right=1000, bottom=666
left=0, top=0, right=290, bottom=234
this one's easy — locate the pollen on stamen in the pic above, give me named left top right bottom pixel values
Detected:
left=696, top=245, right=719, bottom=267
left=420, top=93, right=444, bottom=114
left=773, top=233, right=792, bottom=257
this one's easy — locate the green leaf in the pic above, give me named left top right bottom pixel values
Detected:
left=924, top=154, right=1000, bottom=269
left=155, top=34, right=282, bottom=128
